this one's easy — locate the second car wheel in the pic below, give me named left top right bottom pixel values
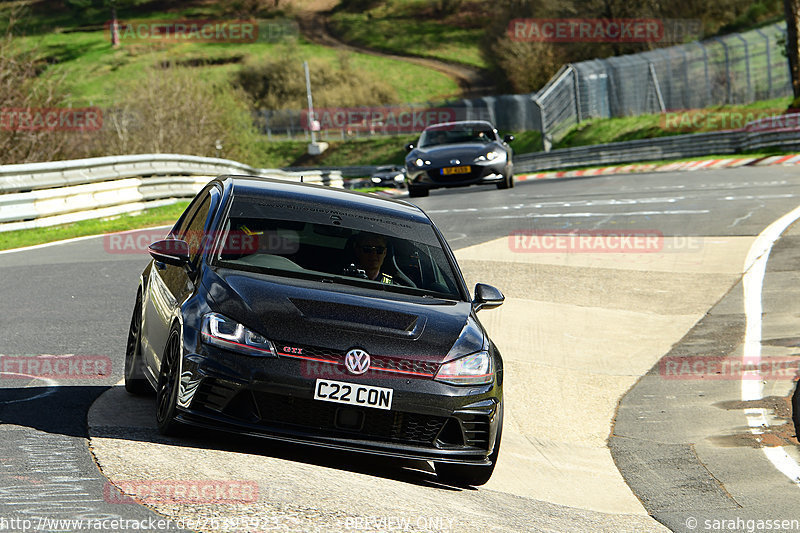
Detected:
left=156, top=325, right=185, bottom=436
left=497, top=173, right=514, bottom=190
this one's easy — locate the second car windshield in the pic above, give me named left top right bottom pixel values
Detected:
left=419, top=127, right=494, bottom=147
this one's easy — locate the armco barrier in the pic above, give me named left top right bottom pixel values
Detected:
left=0, top=154, right=343, bottom=232
left=2, top=115, right=799, bottom=232
left=515, top=117, right=800, bottom=173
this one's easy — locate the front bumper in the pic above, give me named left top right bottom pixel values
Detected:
left=175, top=346, right=502, bottom=465
left=406, top=162, right=508, bottom=190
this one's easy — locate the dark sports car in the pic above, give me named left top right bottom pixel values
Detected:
left=125, top=176, right=505, bottom=486
left=404, top=120, right=514, bottom=197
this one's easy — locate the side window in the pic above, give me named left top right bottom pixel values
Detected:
left=170, top=195, right=205, bottom=239
left=183, top=195, right=212, bottom=263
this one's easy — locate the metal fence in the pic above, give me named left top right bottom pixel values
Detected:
left=255, top=23, right=791, bottom=147
left=536, top=22, right=792, bottom=144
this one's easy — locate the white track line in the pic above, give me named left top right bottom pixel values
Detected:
left=0, top=372, right=58, bottom=404
left=742, top=205, right=800, bottom=483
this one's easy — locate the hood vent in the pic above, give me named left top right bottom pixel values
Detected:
left=289, top=298, right=423, bottom=338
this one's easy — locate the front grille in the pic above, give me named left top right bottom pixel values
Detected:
left=276, top=341, right=439, bottom=378
left=194, top=378, right=238, bottom=412
left=248, top=392, right=447, bottom=445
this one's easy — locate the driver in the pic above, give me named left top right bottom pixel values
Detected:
left=344, top=232, right=394, bottom=284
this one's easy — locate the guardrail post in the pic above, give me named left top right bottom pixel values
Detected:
left=572, top=64, right=582, bottom=124
left=755, top=28, right=772, bottom=97
left=734, top=33, right=752, bottom=102
left=648, top=63, right=666, bottom=113
left=712, top=37, right=733, bottom=104
left=532, top=97, right=551, bottom=152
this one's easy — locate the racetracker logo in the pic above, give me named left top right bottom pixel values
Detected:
left=660, top=356, right=800, bottom=380
left=661, top=109, right=797, bottom=132
left=509, top=230, right=675, bottom=253
left=103, top=228, right=299, bottom=255
left=507, top=18, right=702, bottom=44
left=302, top=107, right=457, bottom=134
left=0, top=355, right=111, bottom=380
left=0, top=107, right=103, bottom=132
left=107, top=19, right=258, bottom=43
left=103, top=480, right=259, bottom=504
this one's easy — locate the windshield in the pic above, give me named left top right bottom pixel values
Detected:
left=211, top=213, right=463, bottom=300
left=418, top=126, right=496, bottom=147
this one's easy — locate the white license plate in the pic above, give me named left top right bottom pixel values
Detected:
left=313, top=379, right=393, bottom=410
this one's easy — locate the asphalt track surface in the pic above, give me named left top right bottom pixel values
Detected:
left=2, top=166, right=800, bottom=532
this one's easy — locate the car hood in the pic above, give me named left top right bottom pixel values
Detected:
left=409, top=143, right=497, bottom=162
left=203, top=267, right=483, bottom=364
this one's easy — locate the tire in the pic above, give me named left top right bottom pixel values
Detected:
left=435, top=404, right=503, bottom=487
left=496, top=173, right=514, bottom=190
left=124, top=294, right=152, bottom=395
left=408, top=186, right=429, bottom=198
left=156, top=326, right=185, bottom=436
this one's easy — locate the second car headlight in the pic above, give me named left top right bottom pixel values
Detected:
left=435, top=351, right=493, bottom=385
left=201, top=312, right=276, bottom=357
left=474, top=151, right=502, bottom=163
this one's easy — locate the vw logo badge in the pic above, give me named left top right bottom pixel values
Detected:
left=450, top=159, right=460, bottom=165
left=345, top=349, right=370, bottom=375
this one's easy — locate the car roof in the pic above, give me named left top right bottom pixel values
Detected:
left=218, top=175, right=429, bottom=224
left=423, top=120, right=496, bottom=131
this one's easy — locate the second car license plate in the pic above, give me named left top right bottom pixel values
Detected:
left=313, top=379, right=393, bottom=410
left=441, top=166, right=471, bottom=175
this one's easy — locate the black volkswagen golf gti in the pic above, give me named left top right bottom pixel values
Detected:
left=125, top=175, right=505, bottom=486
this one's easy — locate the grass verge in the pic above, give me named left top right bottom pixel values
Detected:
left=555, top=97, right=794, bottom=149
left=0, top=201, right=190, bottom=251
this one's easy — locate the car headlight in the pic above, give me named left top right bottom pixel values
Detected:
left=414, top=158, right=426, bottom=167
left=475, top=151, right=501, bottom=163
left=201, top=312, right=276, bottom=357
left=371, top=176, right=382, bottom=183
left=435, top=351, right=493, bottom=385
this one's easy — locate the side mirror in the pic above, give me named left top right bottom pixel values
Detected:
left=473, top=283, right=504, bottom=311
left=149, top=239, right=190, bottom=266
left=503, top=134, right=515, bottom=144
left=405, top=143, right=415, bottom=152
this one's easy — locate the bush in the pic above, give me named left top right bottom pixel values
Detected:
left=0, top=12, right=88, bottom=164
left=97, top=67, right=260, bottom=161
left=235, top=46, right=398, bottom=110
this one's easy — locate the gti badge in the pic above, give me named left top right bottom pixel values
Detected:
left=345, top=348, right=370, bottom=375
